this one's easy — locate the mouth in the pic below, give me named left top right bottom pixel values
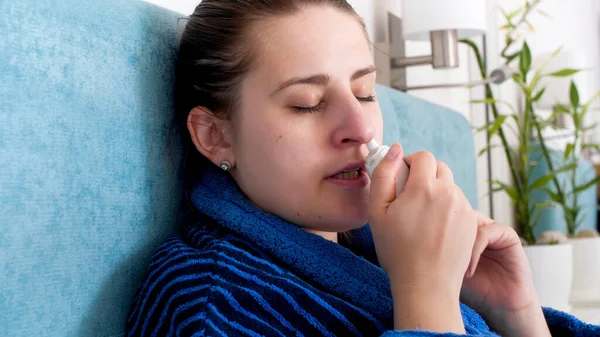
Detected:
left=325, top=161, right=369, bottom=188
left=328, top=161, right=366, bottom=179
left=329, top=168, right=364, bottom=180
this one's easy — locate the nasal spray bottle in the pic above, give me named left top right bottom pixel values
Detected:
left=365, top=140, right=410, bottom=196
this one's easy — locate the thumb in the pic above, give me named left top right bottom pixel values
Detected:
left=369, top=143, right=404, bottom=215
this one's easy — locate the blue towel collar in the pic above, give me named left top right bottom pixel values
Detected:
left=189, top=166, right=394, bottom=323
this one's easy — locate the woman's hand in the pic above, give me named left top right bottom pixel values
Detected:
left=460, top=212, right=551, bottom=337
left=368, top=144, right=477, bottom=333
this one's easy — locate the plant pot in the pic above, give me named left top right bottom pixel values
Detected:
left=569, top=237, right=600, bottom=302
left=523, top=243, right=573, bottom=312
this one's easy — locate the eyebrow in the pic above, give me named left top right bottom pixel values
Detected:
left=271, top=65, right=376, bottom=96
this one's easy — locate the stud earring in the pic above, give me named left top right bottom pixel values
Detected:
left=219, top=160, right=232, bottom=171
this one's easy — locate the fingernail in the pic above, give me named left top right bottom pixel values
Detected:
left=385, top=144, right=400, bottom=160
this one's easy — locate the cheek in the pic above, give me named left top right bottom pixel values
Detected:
left=270, top=128, right=320, bottom=174
left=235, top=114, right=317, bottom=173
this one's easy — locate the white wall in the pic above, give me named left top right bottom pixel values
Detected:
left=144, top=0, right=198, bottom=14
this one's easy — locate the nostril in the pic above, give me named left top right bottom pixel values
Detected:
left=341, top=138, right=350, bottom=143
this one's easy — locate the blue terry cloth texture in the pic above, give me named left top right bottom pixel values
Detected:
left=126, top=167, right=600, bottom=336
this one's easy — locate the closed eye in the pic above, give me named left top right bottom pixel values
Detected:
left=292, top=102, right=324, bottom=113
left=293, top=95, right=377, bottom=113
left=357, top=95, right=377, bottom=103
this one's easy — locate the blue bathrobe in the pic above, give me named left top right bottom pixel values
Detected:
left=126, top=167, right=600, bottom=336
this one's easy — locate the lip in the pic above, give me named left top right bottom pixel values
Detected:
left=325, top=160, right=369, bottom=189
left=328, top=161, right=367, bottom=177
left=325, top=169, right=369, bottom=189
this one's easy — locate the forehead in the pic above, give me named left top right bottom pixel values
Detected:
left=248, top=6, right=372, bottom=83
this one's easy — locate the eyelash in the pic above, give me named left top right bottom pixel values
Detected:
left=292, top=95, right=377, bottom=113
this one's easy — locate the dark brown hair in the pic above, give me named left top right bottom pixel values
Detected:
left=170, top=0, right=368, bottom=215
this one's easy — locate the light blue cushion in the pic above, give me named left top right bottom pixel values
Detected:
left=529, top=147, right=597, bottom=238
left=376, top=85, right=477, bottom=207
left=0, top=0, right=477, bottom=336
left=1, top=1, right=183, bottom=336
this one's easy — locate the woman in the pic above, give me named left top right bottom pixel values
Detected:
left=126, top=0, right=598, bottom=336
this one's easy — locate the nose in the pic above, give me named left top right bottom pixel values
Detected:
left=330, top=93, right=375, bottom=148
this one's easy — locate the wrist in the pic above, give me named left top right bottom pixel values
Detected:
left=391, top=283, right=465, bottom=334
left=484, top=302, right=550, bottom=337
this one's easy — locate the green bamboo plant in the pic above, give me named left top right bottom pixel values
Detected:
left=546, top=82, right=600, bottom=235
left=460, top=0, right=600, bottom=243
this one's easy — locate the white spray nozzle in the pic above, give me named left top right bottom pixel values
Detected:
left=366, top=139, right=379, bottom=152
left=364, top=139, right=409, bottom=196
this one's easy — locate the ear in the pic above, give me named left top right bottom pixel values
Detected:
left=186, top=107, right=235, bottom=167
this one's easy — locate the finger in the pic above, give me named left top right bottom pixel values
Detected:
left=467, top=223, right=490, bottom=278
left=369, top=143, right=405, bottom=214
left=403, top=151, right=437, bottom=182
left=467, top=221, right=520, bottom=277
left=474, top=210, right=495, bottom=226
left=436, top=161, right=454, bottom=182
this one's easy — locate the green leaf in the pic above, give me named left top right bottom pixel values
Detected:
left=512, top=72, right=525, bottom=84
left=554, top=162, right=579, bottom=174
left=475, top=115, right=508, bottom=137
left=525, top=20, right=535, bottom=31
left=505, top=51, right=520, bottom=64
left=551, top=45, right=564, bottom=58
left=570, top=80, right=580, bottom=109
left=584, top=90, right=600, bottom=107
left=530, top=162, right=578, bottom=190
left=581, top=90, right=600, bottom=121
left=574, top=112, right=582, bottom=129
left=582, top=143, right=600, bottom=152
left=510, top=114, right=522, bottom=128
left=582, top=123, right=599, bottom=132
left=536, top=200, right=559, bottom=210
left=532, top=211, right=543, bottom=230
left=542, top=187, right=564, bottom=204
left=546, top=68, right=580, bottom=77
left=492, top=180, right=520, bottom=202
left=574, top=176, right=600, bottom=194
left=575, top=215, right=586, bottom=230
left=554, top=103, right=571, bottom=114
left=499, top=8, right=511, bottom=21
left=519, top=42, right=532, bottom=77
left=475, top=120, right=495, bottom=133
left=478, top=147, right=488, bottom=157
left=564, top=143, right=574, bottom=160
left=529, top=71, right=542, bottom=92
left=530, top=175, right=554, bottom=190
left=532, top=88, right=546, bottom=102
left=470, top=98, right=516, bottom=114
left=489, top=115, right=508, bottom=137
left=508, top=7, right=523, bottom=20
left=470, top=99, right=497, bottom=105
left=478, top=144, right=502, bottom=157
left=536, top=9, right=552, bottom=18
left=505, top=187, right=520, bottom=202
left=500, top=7, right=523, bottom=23
left=512, top=73, right=529, bottom=94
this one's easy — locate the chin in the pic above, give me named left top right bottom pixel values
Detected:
left=322, top=200, right=369, bottom=231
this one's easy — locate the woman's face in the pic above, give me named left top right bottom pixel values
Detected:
left=231, top=6, right=383, bottom=235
